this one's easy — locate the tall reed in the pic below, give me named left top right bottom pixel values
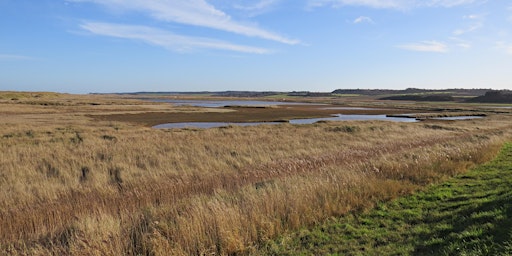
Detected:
left=1, top=97, right=511, bottom=255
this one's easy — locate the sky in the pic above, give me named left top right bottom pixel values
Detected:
left=1, top=0, right=511, bottom=93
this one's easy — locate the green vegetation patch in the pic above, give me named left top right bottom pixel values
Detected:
left=262, top=143, right=512, bottom=256
left=0, top=91, right=61, bottom=100
left=332, top=94, right=361, bottom=97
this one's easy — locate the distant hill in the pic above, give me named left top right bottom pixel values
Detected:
left=331, top=88, right=489, bottom=97
left=105, top=91, right=212, bottom=95
left=379, top=94, right=455, bottom=102
left=213, top=91, right=282, bottom=97
left=467, top=90, right=512, bottom=103
left=105, top=88, right=496, bottom=100
left=108, top=91, right=284, bottom=97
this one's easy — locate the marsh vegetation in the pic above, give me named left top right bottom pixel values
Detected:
left=0, top=92, right=511, bottom=255
left=262, top=143, right=512, bottom=255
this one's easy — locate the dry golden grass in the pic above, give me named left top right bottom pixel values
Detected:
left=1, top=92, right=511, bottom=255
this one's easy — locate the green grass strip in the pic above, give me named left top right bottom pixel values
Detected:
left=263, top=143, right=512, bottom=256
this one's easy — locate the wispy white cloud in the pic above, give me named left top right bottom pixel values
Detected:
left=397, top=41, right=448, bottom=52
left=234, top=0, right=282, bottom=16
left=308, top=0, right=413, bottom=10
left=353, top=16, right=374, bottom=24
left=424, top=0, right=480, bottom=8
left=453, top=13, right=484, bottom=35
left=309, top=0, right=483, bottom=10
left=463, top=14, right=481, bottom=19
left=69, top=0, right=298, bottom=45
left=453, top=23, right=482, bottom=35
left=80, top=22, right=271, bottom=54
left=0, top=54, right=33, bottom=61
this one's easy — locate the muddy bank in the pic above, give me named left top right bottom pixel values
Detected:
left=89, top=104, right=419, bottom=127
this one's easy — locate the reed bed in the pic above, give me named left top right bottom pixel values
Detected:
left=1, top=94, right=511, bottom=255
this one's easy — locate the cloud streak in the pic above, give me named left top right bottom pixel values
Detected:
left=397, top=41, right=448, bottom=52
left=70, top=0, right=298, bottom=45
left=234, top=0, right=282, bottom=16
left=353, top=16, right=374, bottom=24
left=453, top=13, right=484, bottom=35
left=309, top=0, right=483, bottom=10
left=453, top=23, right=482, bottom=35
left=80, top=22, right=271, bottom=54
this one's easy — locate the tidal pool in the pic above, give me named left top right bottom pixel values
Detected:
left=289, top=114, right=418, bottom=124
left=153, top=114, right=418, bottom=129
left=153, top=122, right=284, bottom=129
left=149, top=99, right=484, bottom=129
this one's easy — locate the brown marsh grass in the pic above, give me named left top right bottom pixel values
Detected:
left=1, top=92, right=511, bottom=255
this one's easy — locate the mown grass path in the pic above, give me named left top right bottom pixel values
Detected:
left=263, top=143, right=512, bottom=255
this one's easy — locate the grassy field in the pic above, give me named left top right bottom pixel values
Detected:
left=1, top=92, right=512, bottom=255
left=261, top=143, right=512, bottom=255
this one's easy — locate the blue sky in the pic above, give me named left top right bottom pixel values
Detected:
left=1, top=0, right=511, bottom=93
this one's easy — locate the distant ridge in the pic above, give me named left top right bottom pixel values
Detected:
left=467, top=90, right=512, bottom=103
left=331, top=88, right=489, bottom=97
left=94, top=91, right=213, bottom=95
left=91, top=88, right=510, bottom=102
left=379, top=94, right=455, bottom=102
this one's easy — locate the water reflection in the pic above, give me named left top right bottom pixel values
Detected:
left=153, top=122, right=285, bottom=129
left=153, top=114, right=417, bottom=129
left=289, top=114, right=418, bottom=124
left=149, top=99, right=485, bottom=129
left=321, top=107, right=388, bottom=110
